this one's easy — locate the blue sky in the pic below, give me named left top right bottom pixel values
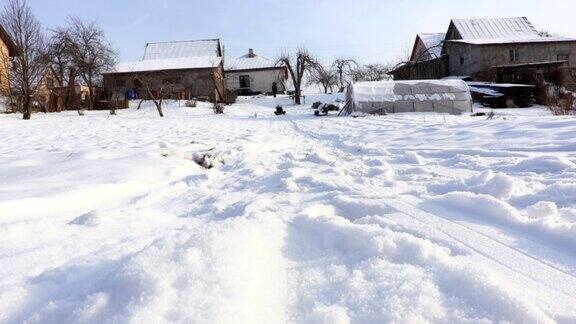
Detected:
left=25, top=0, right=576, bottom=64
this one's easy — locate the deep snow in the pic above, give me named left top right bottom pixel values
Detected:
left=0, top=96, right=575, bottom=323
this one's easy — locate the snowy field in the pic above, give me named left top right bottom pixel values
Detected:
left=0, top=95, right=575, bottom=323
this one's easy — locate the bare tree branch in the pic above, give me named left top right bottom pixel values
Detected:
left=1, top=0, right=46, bottom=119
left=63, top=17, right=117, bottom=110
left=332, top=58, right=357, bottom=92
left=350, top=63, right=392, bottom=82
left=277, top=48, right=317, bottom=105
left=308, top=62, right=338, bottom=94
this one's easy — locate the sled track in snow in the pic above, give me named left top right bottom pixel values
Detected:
left=279, top=114, right=576, bottom=300
left=387, top=199, right=576, bottom=294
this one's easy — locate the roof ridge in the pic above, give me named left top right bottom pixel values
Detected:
left=451, top=16, right=529, bottom=21
left=145, top=38, right=220, bottom=46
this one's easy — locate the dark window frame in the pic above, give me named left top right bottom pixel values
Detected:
left=239, top=75, right=251, bottom=89
left=509, top=49, right=519, bottom=62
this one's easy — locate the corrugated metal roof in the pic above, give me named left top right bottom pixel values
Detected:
left=143, top=39, right=220, bottom=60
left=448, top=37, right=576, bottom=45
left=451, top=17, right=539, bottom=40
left=418, top=33, right=445, bottom=58
left=107, top=56, right=222, bottom=74
left=225, top=54, right=281, bottom=71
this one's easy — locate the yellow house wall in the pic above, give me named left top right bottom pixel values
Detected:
left=0, top=38, right=10, bottom=97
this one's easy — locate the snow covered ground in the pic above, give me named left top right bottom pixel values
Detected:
left=0, top=96, right=575, bottom=323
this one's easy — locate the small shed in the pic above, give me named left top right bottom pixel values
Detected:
left=343, top=80, right=473, bottom=115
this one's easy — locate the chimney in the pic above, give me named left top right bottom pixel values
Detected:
left=248, top=48, right=255, bottom=58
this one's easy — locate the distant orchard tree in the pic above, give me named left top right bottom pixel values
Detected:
left=351, top=63, right=392, bottom=82
left=45, top=27, right=77, bottom=110
left=1, top=0, right=47, bottom=120
left=129, top=71, right=178, bottom=118
left=63, top=17, right=117, bottom=110
left=278, top=49, right=317, bottom=105
left=332, top=58, right=357, bottom=92
left=308, top=62, right=338, bottom=94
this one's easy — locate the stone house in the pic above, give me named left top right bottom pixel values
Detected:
left=0, top=23, right=18, bottom=110
left=390, top=17, right=576, bottom=91
left=103, top=39, right=225, bottom=102
left=225, top=49, right=288, bottom=95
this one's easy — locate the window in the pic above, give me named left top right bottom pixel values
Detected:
left=558, top=54, right=569, bottom=62
left=460, top=56, right=464, bottom=65
left=509, top=49, right=519, bottom=62
left=239, top=75, right=251, bottom=89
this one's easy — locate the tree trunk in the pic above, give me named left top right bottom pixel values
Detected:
left=157, top=97, right=164, bottom=117
left=155, top=102, right=164, bottom=117
left=294, top=88, right=301, bottom=105
left=22, top=97, right=31, bottom=120
left=137, top=99, right=145, bottom=110
left=147, top=89, right=164, bottom=117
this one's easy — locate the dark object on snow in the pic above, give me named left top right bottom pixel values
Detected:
left=272, top=82, right=278, bottom=98
left=470, top=112, right=487, bottom=117
left=213, top=103, right=225, bottom=114
left=192, top=151, right=223, bottom=169
left=275, top=105, right=286, bottom=115
left=314, top=103, right=340, bottom=116
left=326, top=104, right=339, bottom=111
left=312, top=101, right=323, bottom=109
left=468, top=82, right=535, bottom=108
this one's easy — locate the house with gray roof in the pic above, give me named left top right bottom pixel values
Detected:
left=224, top=49, right=288, bottom=95
left=103, top=39, right=226, bottom=103
left=390, top=17, right=576, bottom=92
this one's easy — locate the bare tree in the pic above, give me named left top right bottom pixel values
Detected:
left=350, top=63, right=392, bottom=82
left=130, top=71, right=180, bottom=117
left=308, top=62, right=337, bottom=94
left=1, top=0, right=46, bottom=120
left=332, top=58, right=357, bottom=92
left=45, top=27, right=76, bottom=110
left=364, top=64, right=392, bottom=81
left=64, top=17, right=116, bottom=110
left=278, top=49, right=317, bottom=105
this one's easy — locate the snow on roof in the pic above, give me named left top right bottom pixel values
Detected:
left=418, top=33, right=446, bottom=58
left=451, top=17, right=539, bottom=40
left=352, top=80, right=471, bottom=103
left=107, top=56, right=222, bottom=74
left=448, top=37, right=576, bottom=45
left=143, top=39, right=220, bottom=60
left=225, top=54, right=281, bottom=71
